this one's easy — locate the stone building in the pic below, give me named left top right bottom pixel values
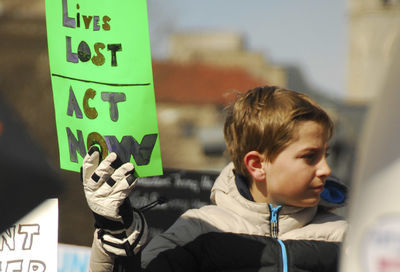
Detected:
left=152, top=59, right=267, bottom=171
left=348, top=0, right=400, bottom=103
left=169, top=32, right=287, bottom=87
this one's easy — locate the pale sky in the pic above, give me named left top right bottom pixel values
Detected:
left=147, top=0, right=348, bottom=98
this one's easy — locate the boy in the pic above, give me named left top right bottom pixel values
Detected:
left=82, top=86, right=347, bottom=271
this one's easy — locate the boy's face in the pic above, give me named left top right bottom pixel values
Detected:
left=263, top=120, right=331, bottom=207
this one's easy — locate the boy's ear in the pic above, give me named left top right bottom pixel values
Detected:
left=244, top=151, right=266, bottom=181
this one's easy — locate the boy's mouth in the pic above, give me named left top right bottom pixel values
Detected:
left=311, top=185, right=324, bottom=193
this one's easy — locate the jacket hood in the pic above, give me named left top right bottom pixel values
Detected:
left=319, top=175, right=347, bottom=209
left=209, top=163, right=347, bottom=236
left=210, top=163, right=318, bottom=236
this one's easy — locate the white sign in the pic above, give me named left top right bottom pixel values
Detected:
left=0, top=199, right=58, bottom=272
left=363, top=216, right=400, bottom=272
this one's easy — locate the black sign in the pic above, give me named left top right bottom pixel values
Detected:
left=131, top=169, right=219, bottom=238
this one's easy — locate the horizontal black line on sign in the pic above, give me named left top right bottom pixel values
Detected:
left=51, top=74, right=151, bottom=87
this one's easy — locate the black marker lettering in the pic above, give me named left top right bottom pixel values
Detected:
left=78, top=41, right=91, bottom=62
left=77, top=13, right=80, bottom=28
left=107, top=44, right=122, bottom=66
left=76, top=4, right=80, bottom=28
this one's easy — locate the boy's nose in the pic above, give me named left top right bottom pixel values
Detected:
left=317, top=157, right=331, bottom=179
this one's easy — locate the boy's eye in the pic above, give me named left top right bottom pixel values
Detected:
left=302, top=153, right=318, bottom=164
left=302, top=153, right=314, bottom=159
left=302, top=150, right=329, bottom=165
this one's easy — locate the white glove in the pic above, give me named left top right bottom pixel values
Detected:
left=82, top=146, right=147, bottom=256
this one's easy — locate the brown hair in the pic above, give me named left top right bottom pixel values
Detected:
left=223, top=86, right=334, bottom=177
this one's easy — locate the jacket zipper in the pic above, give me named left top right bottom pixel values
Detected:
left=268, top=204, right=287, bottom=272
left=268, top=204, right=282, bottom=238
left=277, top=239, right=288, bottom=272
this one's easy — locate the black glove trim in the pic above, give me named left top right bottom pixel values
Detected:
left=92, top=199, right=134, bottom=230
left=98, top=208, right=146, bottom=257
left=99, top=237, right=134, bottom=257
left=92, top=172, right=100, bottom=182
left=118, top=199, right=134, bottom=228
left=106, top=176, right=116, bottom=187
left=110, top=155, right=123, bottom=169
left=99, top=230, right=125, bottom=249
left=130, top=207, right=145, bottom=252
left=93, top=212, right=125, bottom=230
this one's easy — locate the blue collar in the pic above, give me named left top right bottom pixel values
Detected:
left=235, top=173, right=254, bottom=202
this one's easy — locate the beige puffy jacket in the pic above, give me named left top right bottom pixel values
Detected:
left=90, top=163, right=347, bottom=271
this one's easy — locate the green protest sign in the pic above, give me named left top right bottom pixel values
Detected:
left=45, top=0, right=162, bottom=177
